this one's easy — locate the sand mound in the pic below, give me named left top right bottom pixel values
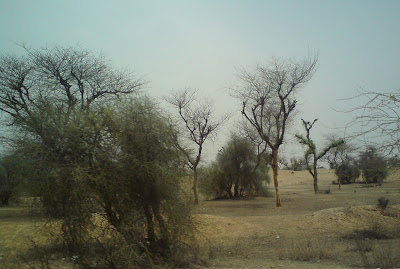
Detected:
left=310, top=204, right=400, bottom=231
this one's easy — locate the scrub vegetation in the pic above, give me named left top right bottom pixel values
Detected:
left=0, top=45, right=399, bottom=268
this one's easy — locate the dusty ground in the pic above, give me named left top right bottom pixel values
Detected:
left=1, top=169, right=399, bottom=268
left=195, top=169, right=400, bottom=268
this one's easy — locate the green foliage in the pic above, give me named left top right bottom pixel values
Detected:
left=199, top=136, right=270, bottom=199
left=1, top=46, right=201, bottom=268
left=0, top=153, right=31, bottom=206
left=377, top=197, right=389, bottom=209
left=296, top=119, right=345, bottom=193
left=358, top=146, right=388, bottom=183
left=21, top=98, right=199, bottom=268
left=335, top=162, right=360, bottom=184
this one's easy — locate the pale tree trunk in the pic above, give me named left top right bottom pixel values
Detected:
left=272, top=148, right=282, bottom=207
left=193, top=167, right=199, bottom=205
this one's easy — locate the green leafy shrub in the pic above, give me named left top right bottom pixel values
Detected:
left=199, top=136, right=270, bottom=199
left=378, top=197, right=389, bottom=209
left=335, top=163, right=360, bottom=184
left=358, top=147, right=388, bottom=183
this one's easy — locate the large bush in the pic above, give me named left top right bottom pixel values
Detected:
left=358, top=147, right=388, bottom=183
left=199, top=136, right=270, bottom=199
left=335, top=163, right=360, bottom=184
left=0, top=46, right=200, bottom=268
left=21, top=98, right=200, bottom=268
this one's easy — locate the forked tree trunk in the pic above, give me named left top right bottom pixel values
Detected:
left=272, top=148, right=282, bottom=207
left=193, top=167, right=199, bottom=205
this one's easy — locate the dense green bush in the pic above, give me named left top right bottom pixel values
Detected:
left=335, top=163, right=360, bottom=184
left=0, top=153, right=31, bottom=206
left=199, top=136, right=270, bottom=199
left=358, top=147, right=388, bottom=183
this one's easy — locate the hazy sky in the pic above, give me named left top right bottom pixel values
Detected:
left=1, top=0, right=399, bottom=162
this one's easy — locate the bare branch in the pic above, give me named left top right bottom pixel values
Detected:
left=232, top=55, right=318, bottom=205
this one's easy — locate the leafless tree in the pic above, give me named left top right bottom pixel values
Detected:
left=232, top=55, right=318, bottom=206
left=345, top=89, right=400, bottom=158
left=165, top=88, right=227, bottom=204
left=0, top=45, right=144, bottom=130
left=296, top=119, right=344, bottom=193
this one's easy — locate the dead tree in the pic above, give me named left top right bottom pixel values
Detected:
left=296, top=119, right=344, bottom=193
left=233, top=56, right=318, bottom=206
left=165, top=89, right=226, bottom=204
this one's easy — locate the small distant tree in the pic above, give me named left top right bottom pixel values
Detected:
left=233, top=55, right=318, bottom=206
left=335, top=162, right=360, bottom=185
left=199, top=135, right=270, bottom=199
left=282, top=157, right=307, bottom=171
left=165, top=89, right=227, bottom=204
left=296, top=119, right=344, bottom=193
left=358, top=146, right=388, bottom=183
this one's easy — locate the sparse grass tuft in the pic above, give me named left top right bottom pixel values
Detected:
left=356, top=240, right=400, bottom=269
left=279, top=237, right=332, bottom=262
left=378, top=196, right=389, bottom=209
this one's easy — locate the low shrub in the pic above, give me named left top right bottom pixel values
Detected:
left=378, top=197, right=389, bottom=209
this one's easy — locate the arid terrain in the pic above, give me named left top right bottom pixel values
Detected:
left=196, top=169, right=400, bottom=268
left=1, top=169, right=400, bottom=268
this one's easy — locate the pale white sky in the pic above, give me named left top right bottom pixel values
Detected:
left=1, top=0, right=399, bottom=163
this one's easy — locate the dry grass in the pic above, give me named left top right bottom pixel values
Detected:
left=1, top=169, right=400, bottom=268
left=279, top=237, right=333, bottom=262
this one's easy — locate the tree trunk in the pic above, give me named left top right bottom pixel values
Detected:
left=234, top=182, right=239, bottom=197
left=152, top=203, right=169, bottom=252
left=144, top=205, right=156, bottom=248
left=313, top=164, right=319, bottom=194
left=193, top=167, right=199, bottom=204
left=272, top=148, right=282, bottom=207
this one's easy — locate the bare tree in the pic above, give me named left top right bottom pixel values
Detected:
left=0, top=45, right=144, bottom=130
left=165, top=89, right=227, bottom=204
left=345, top=89, right=400, bottom=158
left=296, top=119, right=344, bottom=193
left=233, top=56, right=317, bottom=206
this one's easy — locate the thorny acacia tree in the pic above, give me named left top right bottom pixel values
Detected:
left=166, top=89, right=226, bottom=204
left=296, top=119, right=344, bottom=193
left=233, top=56, right=318, bottom=206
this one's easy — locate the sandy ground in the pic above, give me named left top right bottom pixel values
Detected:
left=195, top=169, right=400, bottom=268
left=1, top=169, right=399, bottom=268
